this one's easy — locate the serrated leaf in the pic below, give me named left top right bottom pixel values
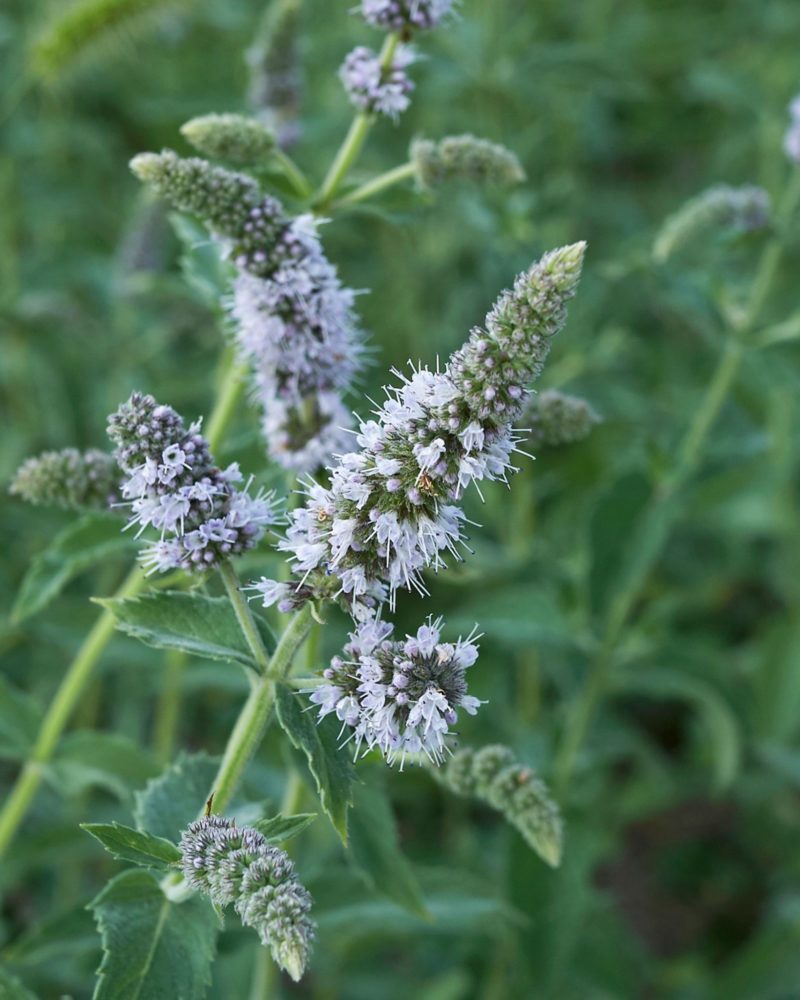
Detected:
left=134, top=752, right=220, bottom=843
left=99, top=591, right=276, bottom=670
left=48, top=731, right=159, bottom=801
left=348, top=775, right=429, bottom=919
left=90, top=869, right=217, bottom=1000
left=274, top=684, right=355, bottom=844
left=251, top=812, right=317, bottom=844
left=0, top=676, right=42, bottom=761
left=82, top=822, right=181, bottom=870
left=0, top=964, right=39, bottom=999
left=12, top=513, right=134, bottom=623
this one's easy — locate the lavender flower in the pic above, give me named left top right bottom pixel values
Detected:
left=360, top=0, right=456, bottom=32
left=439, top=744, right=563, bottom=866
left=784, top=94, right=800, bottom=164
left=410, top=134, right=525, bottom=190
left=307, top=616, right=481, bottom=766
left=180, top=815, right=314, bottom=981
left=9, top=448, right=118, bottom=511
left=526, top=389, right=600, bottom=448
left=253, top=242, right=585, bottom=619
left=181, top=113, right=276, bottom=165
left=339, top=45, right=415, bottom=120
left=131, top=151, right=366, bottom=475
left=107, top=392, right=277, bottom=574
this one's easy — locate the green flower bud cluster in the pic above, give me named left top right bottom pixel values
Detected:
left=410, top=134, right=525, bottom=190
left=10, top=448, right=118, bottom=510
left=439, top=744, right=563, bottom=867
left=526, top=389, right=600, bottom=448
left=181, top=113, right=276, bottom=165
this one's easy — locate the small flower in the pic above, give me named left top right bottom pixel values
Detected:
left=526, top=389, right=600, bottom=448
left=339, top=45, right=416, bottom=120
left=784, top=94, right=800, bottom=165
left=9, top=448, right=119, bottom=511
left=308, top=616, right=482, bottom=766
left=181, top=113, right=276, bottom=164
left=179, top=815, right=314, bottom=981
left=410, top=134, right=525, bottom=190
left=438, top=744, right=563, bottom=867
left=653, top=184, right=771, bottom=262
left=360, top=0, right=457, bottom=32
left=107, top=392, right=277, bottom=573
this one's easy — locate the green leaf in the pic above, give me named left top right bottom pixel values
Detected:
left=274, top=684, right=355, bottom=844
left=82, top=822, right=182, bottom=870
left=170, top=213, right=232, bottom=311
left=90, top=869, right=217, bottom=1000
left=134, top=752, right=220, bottom=843
left=348, top=774, right=429, bottom=919
left=12, top=513, right=134, bottom=623
left=98, top=591, right=276, bottom=671
left=251, top=812, right=317, bottom=844
left=0, top=964, right=39, bottom=999
left=0, top=676, right=42, bottom=761
left=48, top=731, right=159, bottom=801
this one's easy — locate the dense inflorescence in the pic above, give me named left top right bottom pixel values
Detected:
left=180, top=815, right=314, bottom=981
left=410, top=134, right=525, bottom=189
left=9, top=448, right=119, bottom=511
left=339, top=45, right=416, bottom=120
left=308, top=616, right=481, bottom=765
left=526, top=389, right=600, bottom=448
left=360, top=0, right=456, bottom=32
left=439, top=744, right=563, bottom=866
left=131, top=151, right=365, bottom=474
left=107, top=392, right=276, bottom=573
left=181, top=113, right=276, bottom=165
left=253, top=242, right=585, bottom=619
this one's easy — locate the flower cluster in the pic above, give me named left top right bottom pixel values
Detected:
left=439, top=744, right=563, bottom=866
left=653, top=183, right=771, bottom=262
left=307, top=616, right=481, bottom=765
left=784, top=95, right=800, bottom=164
left=107, top=392, right=276, bottom=573
left=526, top=389, right=600, bottom=448
left=246, top=0, right=303, bottom=147
left=360, top=0, right=456, bottom=32
left=131, top=151, right=365, bottom=474
left=180, top=815, right=314, bottom=982
left=410, top=134, right=525, bottom=190
left=181, top=113, right=276, bottom=165
left=9, top=448, right=118, bottom=511
left=339, top=45, right=416, bottom=120
left=254, top=242, right=585, bottom=619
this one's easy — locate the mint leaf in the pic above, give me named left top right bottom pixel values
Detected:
left=134, top=752, right=220, bottom=843
left=82, top=823, right=181, bottom=870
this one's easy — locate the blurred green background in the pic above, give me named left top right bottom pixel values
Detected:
left=2, top=0, right=800, bottom=997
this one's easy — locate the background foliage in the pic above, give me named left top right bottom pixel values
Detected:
left=2, top=0, right=800, bottom=997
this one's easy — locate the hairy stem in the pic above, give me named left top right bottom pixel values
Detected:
left=220, top=562, right=272, bottom=674
left=272, top=148, right=312, bottom=200
left=334, top=161, right=416, bottom=208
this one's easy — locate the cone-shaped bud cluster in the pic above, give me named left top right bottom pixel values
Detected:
left=306, top=616, right=481, bottom=765
left=10, top=448, right=118, bottom=511
left=339, top=45, right=415, bottom=120
left=360, top=0, right=456, bottom=31
left=107, top=392, right=276, bottom=573
left=181, top=113, right=276, bottom=165
left=246, top=0, right=304, bottom=147
left=440, top=744, right=563, bottom=866
left=526, top=389, right=599, bottom=448
left=180, top=815, right=314, bottom=982
left=131, top=151, right=365, bottom=474
left=653, top=183, right=770, bottom=262
left=254, top=243, right=585, bottom=619
left=785, top=95, right=800, bottom=164
left=410, top=135, right=524, bottom=190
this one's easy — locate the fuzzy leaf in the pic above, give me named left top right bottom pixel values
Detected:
left=251, top=812, right=317, bottom=844
left=99, top=591, right=276, bottom=670
left=134, top=752, right=220, bottom=843
left=349, top=775, right=429, bottom=919
left=274, top=684, right=355, bottom=844
left=12, top=513, right=134, bottom=623
left=82, top=822, right=182, bottom=870
left=48, top=731, right=159, bottom=802
left=89, top=869, right=217, bottom=1000
left=0, top=676, right=42, bottom=761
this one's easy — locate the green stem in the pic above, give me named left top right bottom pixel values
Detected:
left=209, top=605, right=313, bottom=814
left=553, top=171, right=800, bottom=797
left=205, top=355, right=248, bottom=453
left=334, top=161, right=416, bottom=208
left=272, top=148, right=313, bottom=200
left=153, top=650, right=187, bottom=766
left=315, top=32, right=400, bottom=209
left=220, top=562, right=272, bottom=674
